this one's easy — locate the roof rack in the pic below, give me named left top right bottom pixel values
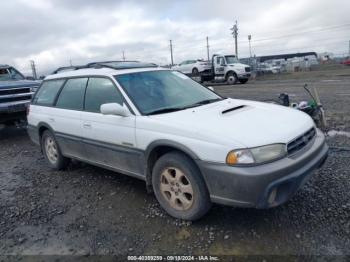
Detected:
left=52, top=61, right=158, bottom=74
left=52, top=65, right=87, bottom=74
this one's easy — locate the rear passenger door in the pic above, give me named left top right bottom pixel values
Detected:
left=81, top=77, right=141, bottom=177
left=53, top=78, right=87, bottom=159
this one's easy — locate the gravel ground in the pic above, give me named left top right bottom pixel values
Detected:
left=0, top=75, right=349, bottom=258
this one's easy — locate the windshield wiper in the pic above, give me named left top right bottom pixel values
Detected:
left=146, top=107, right=186, bottom=115
left=146, top=98, right=224, bottom=115
left=184, top=98, right=223, bottom=108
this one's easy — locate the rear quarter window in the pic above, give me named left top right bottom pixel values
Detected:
left=33, top=79, right=65, bottom=106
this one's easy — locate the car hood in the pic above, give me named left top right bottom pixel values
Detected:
left=149, top=98, right=315, bottom=148
left=0, top=80, right=41, bottom=89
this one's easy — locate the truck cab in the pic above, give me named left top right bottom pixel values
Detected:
left=203, top=54, right=251, bottom=85
left=0, top=64, right=40, bottom=125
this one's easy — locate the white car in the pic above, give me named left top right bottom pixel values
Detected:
left=172, top=59, right=211, bottom=76
left=27, top=61, right=328, bottom=220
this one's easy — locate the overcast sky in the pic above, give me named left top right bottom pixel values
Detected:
left=1, top=0, right=350, bottom=75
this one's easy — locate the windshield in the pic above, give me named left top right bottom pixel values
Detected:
left=0, top=67, right=24, bottom=81
left=115, top=70, right=221, bottom=115
left=225, top=55, right=239, bottom=64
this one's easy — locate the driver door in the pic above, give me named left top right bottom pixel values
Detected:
left=215, top=56, right=225, bottom=75
left=81, top=77, right=142, bottom=176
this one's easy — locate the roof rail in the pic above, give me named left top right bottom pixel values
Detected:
left=52, top=65, right=88, bottom=74
left=87, top=61, right=158, bottom=70
left=52, top=61, right=158, bottom=74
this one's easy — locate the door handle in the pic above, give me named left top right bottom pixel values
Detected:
left=49, top=118, right=55, bottom=122
left=83, top=123, right=92, bottom=129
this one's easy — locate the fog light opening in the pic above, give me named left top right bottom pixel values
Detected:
left=268, top=188, right=277, bottom=205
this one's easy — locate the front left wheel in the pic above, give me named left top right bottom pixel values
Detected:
left=226, top=72, right=237, bottom=85
left=152, top=152, right=211, bottom=220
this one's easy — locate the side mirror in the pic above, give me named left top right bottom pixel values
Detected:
left=207, top=86, right=214, bottom=91
left=100, top=103, right=131, bottom=117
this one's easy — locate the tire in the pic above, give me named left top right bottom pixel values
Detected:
left=192, top=68, right=199, bottom=77
left=226, top=72, right=237, bottom=85
left=41, top=130, right=69, bottom=170
left=239, top=79, right=248, bottom=84
left=152, top=152, right=211, bottom=220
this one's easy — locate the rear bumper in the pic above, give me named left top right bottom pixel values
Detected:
left=196, top=130, right=328, bottom=208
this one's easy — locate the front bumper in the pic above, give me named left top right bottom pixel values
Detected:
left=237, top=73, right=251, bottom=79
left=0, top=100, right=30, bottom=123
left=196, top=130, right=328, bottom=208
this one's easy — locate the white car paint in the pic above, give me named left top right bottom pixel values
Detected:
left=172, top=60, right=211, bottom=74
left=28, top=67, right=314, bottom=165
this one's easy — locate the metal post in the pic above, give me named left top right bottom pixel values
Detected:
left=170, top=40, right=174, bottom=66
left=230, top=21, right=238, bottom=57
left=206, top=36, right=210, bottom=61
left=248, top=35, right=252, bottom=64
left=30, top=60, right=37, bottom=80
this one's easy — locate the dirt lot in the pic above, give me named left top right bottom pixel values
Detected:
left=0, top=74, right=349, bottom=258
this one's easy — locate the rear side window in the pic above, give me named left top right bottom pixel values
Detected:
left=56, top=78, right=87, bottom=110
left=34, top=80, right=65, bottom=106
left=85, top=78, right=123, bottom=113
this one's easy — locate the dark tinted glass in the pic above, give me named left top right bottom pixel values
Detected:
left=34, top=80, right=65, bottom=106
left=85, top=78, right=123, bottom=113
left=56, top=78, right=87, bottom=110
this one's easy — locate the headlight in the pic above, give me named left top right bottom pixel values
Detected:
left=226, top=144, right=286, bottom=165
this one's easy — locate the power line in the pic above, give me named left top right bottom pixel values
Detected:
left=245, top=23, right=350, bottom=43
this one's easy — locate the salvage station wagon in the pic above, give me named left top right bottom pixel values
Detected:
left=27, top=61, right=328, bottom=220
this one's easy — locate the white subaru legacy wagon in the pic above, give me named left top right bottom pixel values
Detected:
left=27, top=61, right=328, bottom=220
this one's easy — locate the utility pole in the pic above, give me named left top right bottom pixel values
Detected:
left=30, top=60, right=37, bottom=80
left=122, top=51, right=125, bottom=61
left=230, top=21, right=238, bottom=57
left=206, top=36, right=210, bottom=61
left=248, top=35, right=252, bottom=64
left=169, top=40, right=174, bottom=67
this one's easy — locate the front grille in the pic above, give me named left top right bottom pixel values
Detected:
left=0, top=87, right=31, bottom=96
left=287, top=128, right=316, bottom=155
left=0, top=87, right=34, bottom=104
left=0, top=95, right=32, bottom=103
left=245, top=67, right=251, bottom=72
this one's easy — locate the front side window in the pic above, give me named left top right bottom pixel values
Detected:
left=56, top=78, right=87, bottom=110
left=0, top=67, right=24, bottom=81
left=8, top=67, right=24, bottom=80
left=33, top=79, right=65, bottom=106
left=115, top=70, right=221, bottom=115
left=85, top=77, right=123, bottom=113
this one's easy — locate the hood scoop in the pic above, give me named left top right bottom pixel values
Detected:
left=222, top=105, right=246, bottom=114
